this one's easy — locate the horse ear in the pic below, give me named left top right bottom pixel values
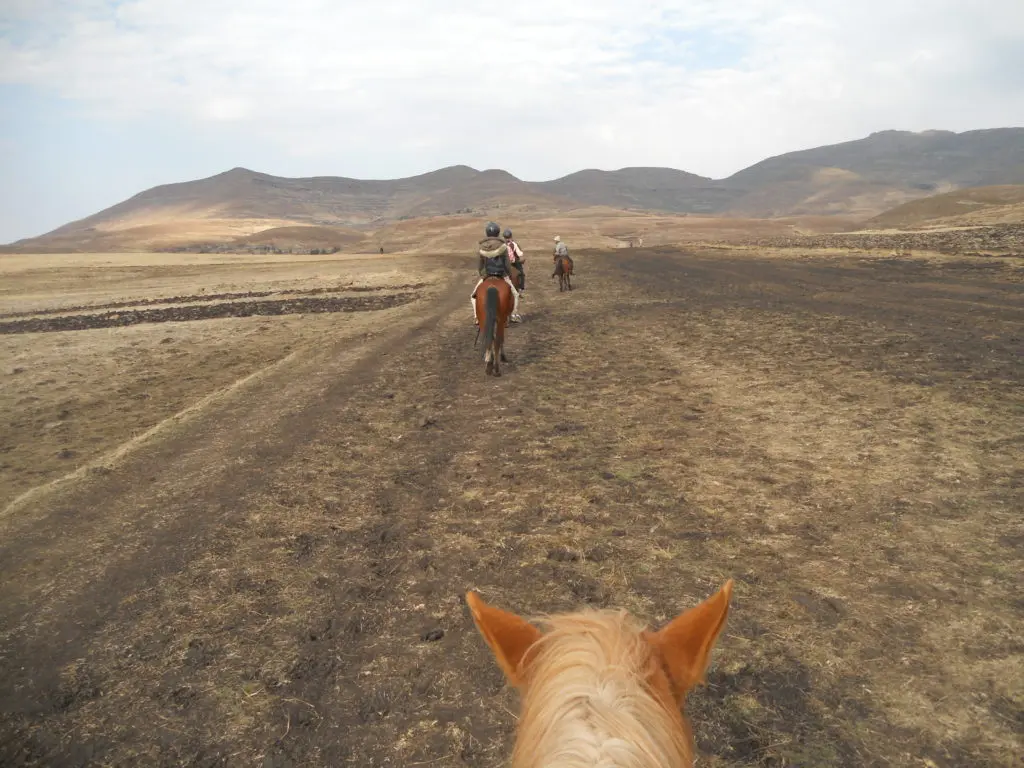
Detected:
left=466, top=591, right=542, bottom=688
left=646, top=579, right=733, bottom=701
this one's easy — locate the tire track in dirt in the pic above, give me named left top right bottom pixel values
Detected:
left=236, top=271, right=680, bottom=767
left=0, top=275, right=465, bottom=724
left=0, top=269, right=547, bottom=766
left=0, top=264, right=623, bottom=767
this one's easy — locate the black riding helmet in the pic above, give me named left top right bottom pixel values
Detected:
left=503, top=228, right=513, bottom=239
left=485, top=221, right=500, bottom=238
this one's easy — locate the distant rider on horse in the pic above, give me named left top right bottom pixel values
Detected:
left=553, top=235, right=573, bottom=268
left=504, top=228, right=526, bottom=293
left=472, top=221, right=522, bottom=324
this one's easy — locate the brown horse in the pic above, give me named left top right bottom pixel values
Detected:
left=553, top=254, right=573, bottom=291
left=511, top=261, right=524, bottom=293
left=467, top=580, right=733, bottom=767
left=474, top=276, right=514, bottom=376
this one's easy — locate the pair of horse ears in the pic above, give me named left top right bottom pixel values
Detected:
left=466, top=579, right=734, bottom=698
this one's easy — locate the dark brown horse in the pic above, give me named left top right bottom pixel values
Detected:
left=552, top=254, right=573, bottom=292
left=474, top=276, right=514, bottom=376
left=511, top=261, right=525, bottom=292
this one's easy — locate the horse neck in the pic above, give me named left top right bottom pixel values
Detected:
left=512, top=612, right=693, bottom=768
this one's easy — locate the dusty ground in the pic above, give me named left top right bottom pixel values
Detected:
left=0, top=247, right=1021, bottom=767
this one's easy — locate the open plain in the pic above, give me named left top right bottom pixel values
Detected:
left=0, top=245, right=1021, bottom=767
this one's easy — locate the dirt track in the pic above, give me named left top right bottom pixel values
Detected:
left=1, top=249, right=1021, bottom=767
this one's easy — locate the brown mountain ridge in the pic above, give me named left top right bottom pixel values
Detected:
left=8, top=127, right=1024, bottom=251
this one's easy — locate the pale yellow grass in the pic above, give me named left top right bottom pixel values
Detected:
left=9, top=204, right=864, bottom=255
left=370, top=208, right=843, bottom=255
left=0, top=251, right=436, bottom=315
left=0, top=251, right=451, bottom=505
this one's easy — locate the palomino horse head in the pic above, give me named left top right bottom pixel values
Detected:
left=466, top=580, right=733, bottom=767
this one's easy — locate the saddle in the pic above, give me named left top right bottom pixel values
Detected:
left=482, top=264, right=509, bottom=279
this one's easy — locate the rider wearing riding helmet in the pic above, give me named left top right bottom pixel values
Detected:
left=503, top=228, right=526, bottom=293
left=471, top=221, right=522, bottom=324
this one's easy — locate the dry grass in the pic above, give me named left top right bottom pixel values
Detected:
left=0, top=246, right=1020, bottom=767
left=4, top=206, right=865, bottom=256
left=867, top=185, right=1024, bottom=229
left=0, top=252, right=449, bottom=505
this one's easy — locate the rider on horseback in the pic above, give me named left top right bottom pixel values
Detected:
left=553, top=235, right=573, bottom=273
left=504, top=228, right=526, bottom=293
left=472, top=221, right=521, bottom=324
left=553, top=235, right=571, bottom=264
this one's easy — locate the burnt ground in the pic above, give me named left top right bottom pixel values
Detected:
left=0, top=293, right=417, bottom=334
left=0, top=283, right=430, bottom=321
left=0, top=249, right=1021, bottom=767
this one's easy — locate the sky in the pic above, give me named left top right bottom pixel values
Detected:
left=1, top=0, right=1023, bottom=243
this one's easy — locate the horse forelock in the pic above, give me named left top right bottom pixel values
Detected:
left=512, top=610, right=693, bottom=768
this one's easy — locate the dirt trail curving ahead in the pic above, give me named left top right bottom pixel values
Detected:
left=1, top=250, right=1021, bottom=767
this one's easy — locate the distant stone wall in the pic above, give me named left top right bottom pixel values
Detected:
left=718, top=224, right=1024, bottom=256
left=157, top=244, right=343, bottom=255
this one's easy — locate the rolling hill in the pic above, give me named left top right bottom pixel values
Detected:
left=865, top=185, right=1024, bottom=229
left=721, top=128, right=1024, bottom=217
left=6, top=127, right=1023, bottom=251
left=537, top=167, right=739, bottom=213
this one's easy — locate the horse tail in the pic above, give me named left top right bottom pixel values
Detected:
left=481, top=286, right=499, bottom=355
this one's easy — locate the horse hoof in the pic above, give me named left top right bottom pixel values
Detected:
left=494, top=368, right=502, bottom=377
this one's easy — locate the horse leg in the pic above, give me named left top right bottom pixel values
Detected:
left=482, top=286, right=499, bottom=375
left=470, top=277, right=484, bottom=324
left=493, top=327, right=503, bottom=377
left=495, top=293, right=512, bottom=375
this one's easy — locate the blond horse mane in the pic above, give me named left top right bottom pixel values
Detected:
left=512, top=608, right=693, bottom=768
left=467, top=581, right=732, bottom=768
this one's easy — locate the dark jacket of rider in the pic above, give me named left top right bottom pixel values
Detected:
left=478, top=237, right=512, bottom=278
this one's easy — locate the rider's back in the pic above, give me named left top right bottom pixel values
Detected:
left=479, top=237, right=510, bottom=277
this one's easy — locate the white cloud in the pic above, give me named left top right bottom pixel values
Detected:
left=1, top=0, right=1023, bottom=180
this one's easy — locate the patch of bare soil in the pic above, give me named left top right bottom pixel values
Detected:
left=0, top=249, right=1020, bottom=767
left=0, top=293, right=416, bottom=334
left=0, top=283, right=428, bottom=321
left=0, top=255, right=445, bottom=506
left=722, top=223, right=1024, bottom=256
